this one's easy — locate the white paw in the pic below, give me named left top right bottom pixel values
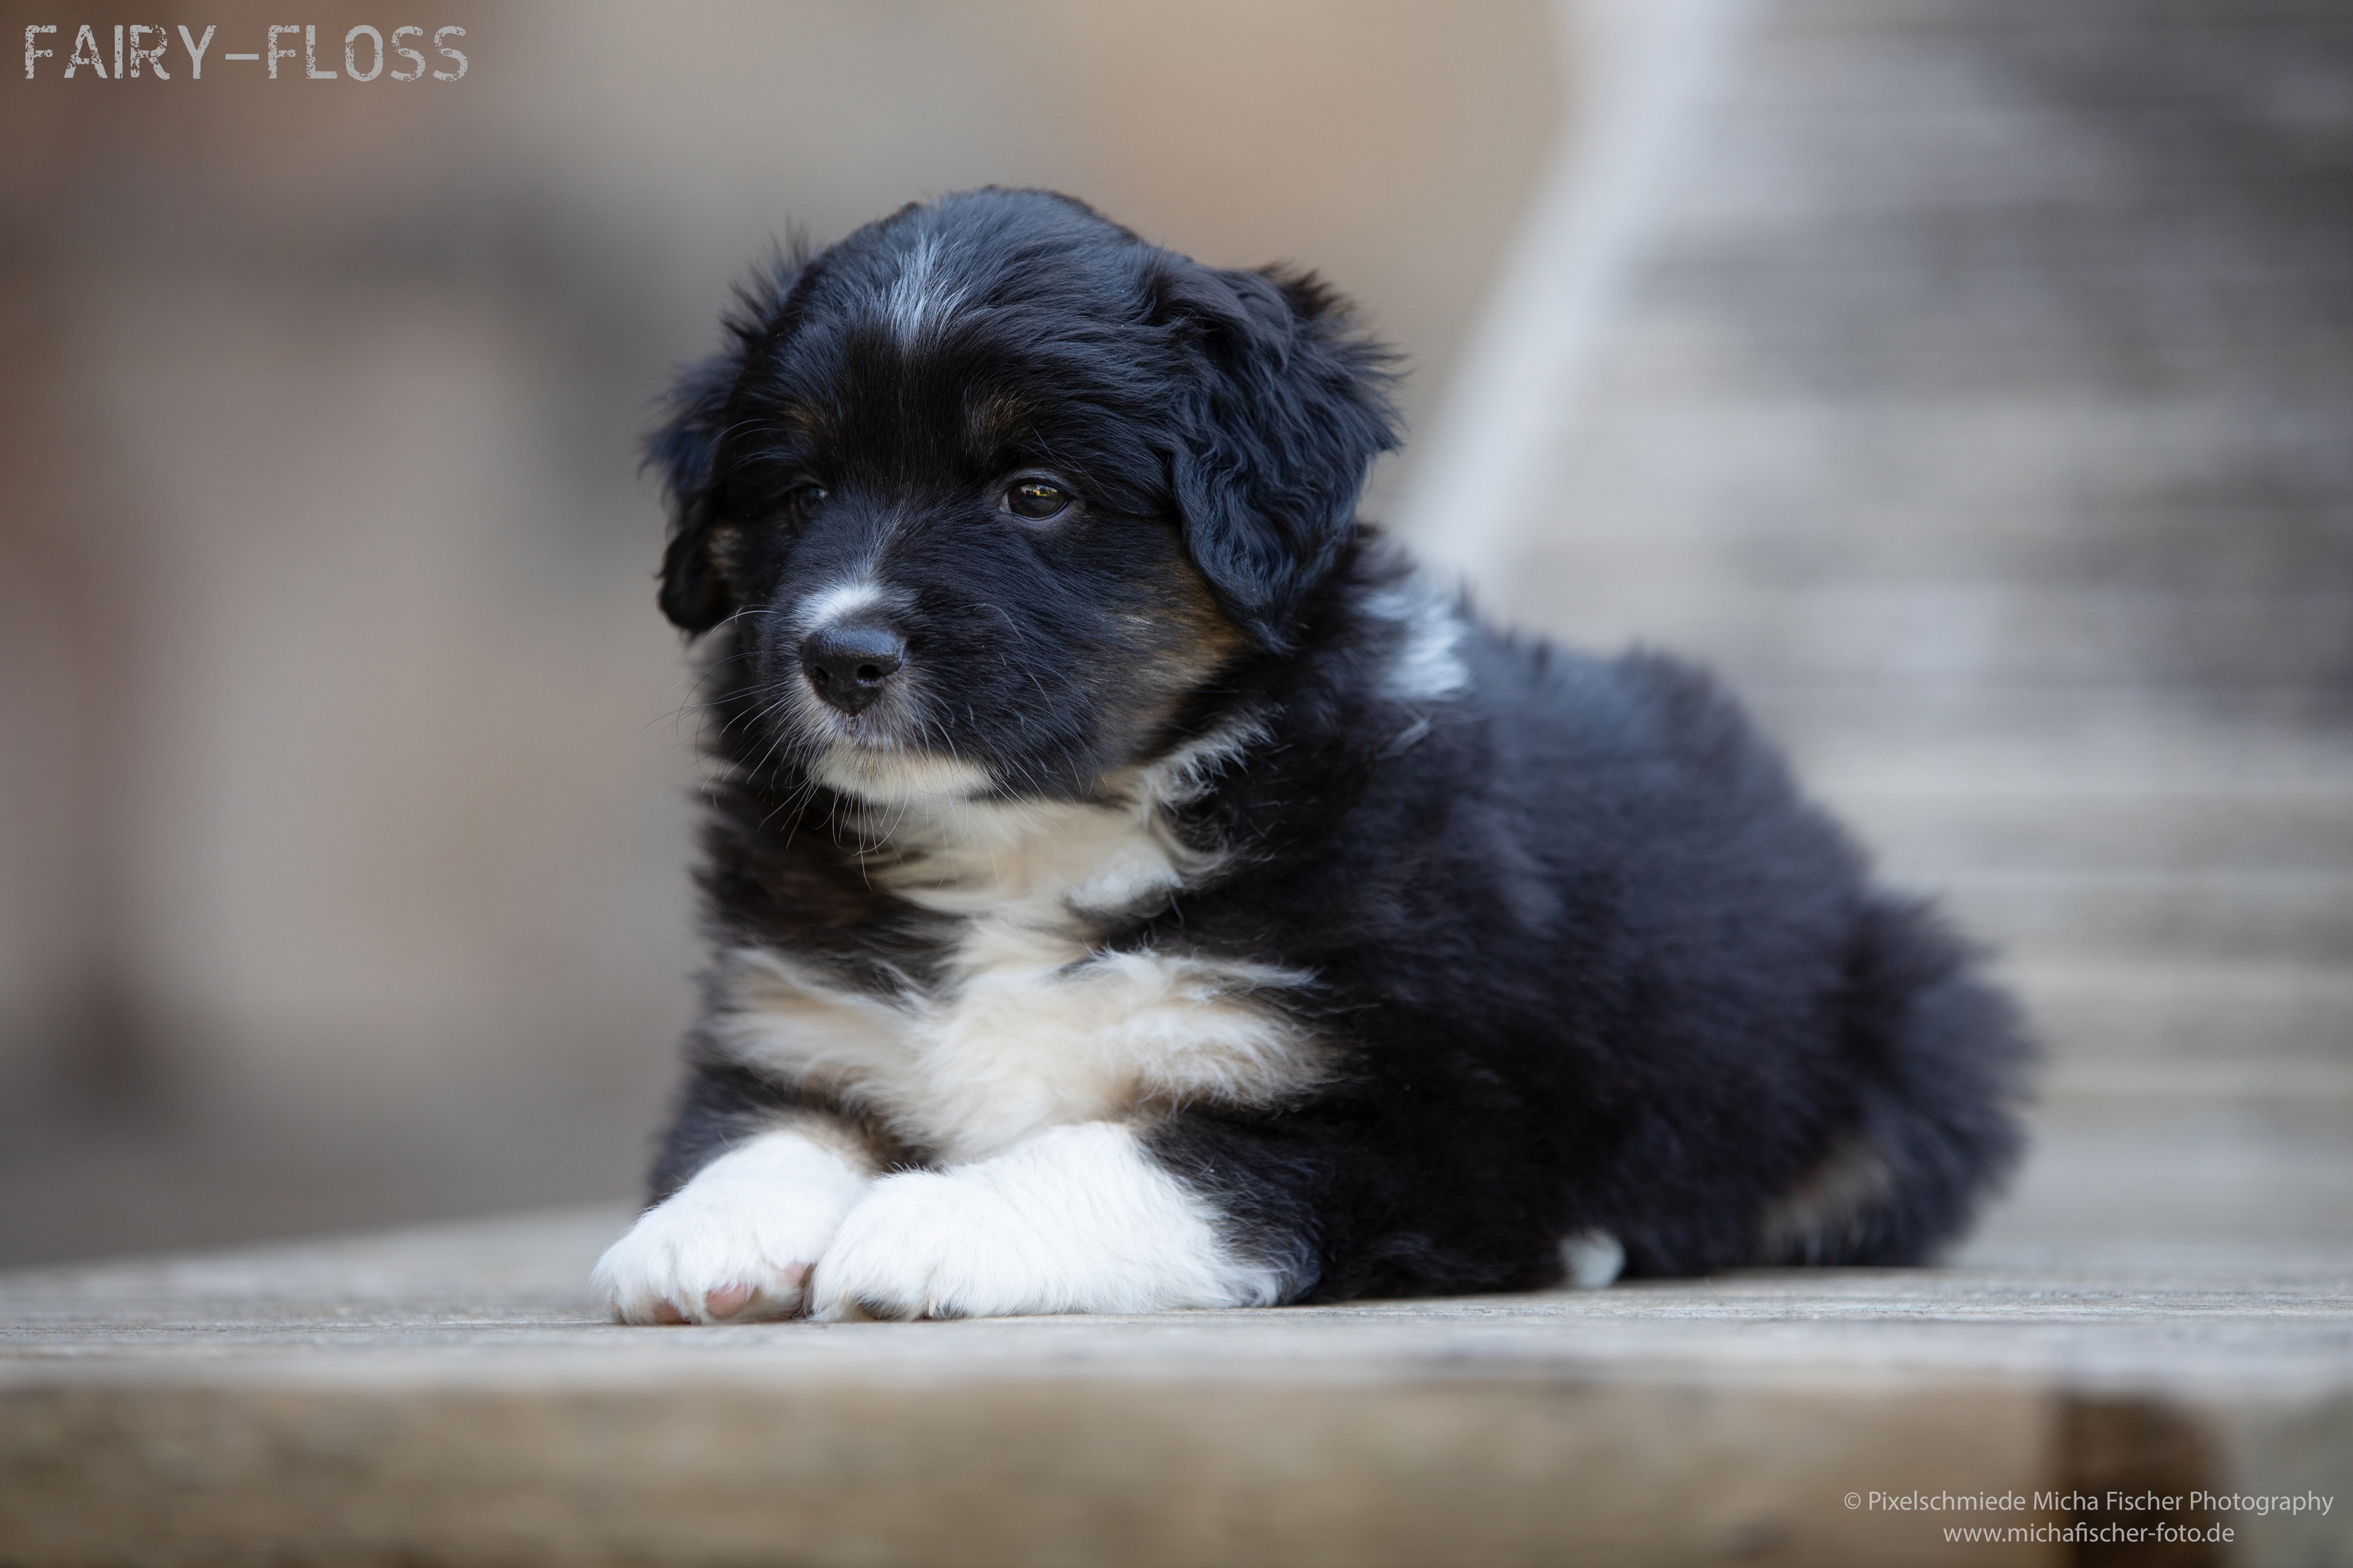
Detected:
left=807, top=1122, right=1282, bottom=1321
left=1560, top=1229, right=1626, bottom=1290
left=592, top=1127, right=871, bottom=1324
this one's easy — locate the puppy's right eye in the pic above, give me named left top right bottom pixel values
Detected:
left=1004, top=481, right=1071, bottom=522
left=781, top=484, right=829, bottom=525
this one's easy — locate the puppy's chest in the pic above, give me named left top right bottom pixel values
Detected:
left=716, top=805, right=1321, bottom=1164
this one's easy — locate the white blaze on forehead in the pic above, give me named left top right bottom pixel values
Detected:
left=884, top=233, right=966, bottom=346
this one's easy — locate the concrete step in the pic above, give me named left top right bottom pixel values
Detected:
left=3, top=1211, right=2349, bottom=1567
left=1930, top=866, right=2353, bottom=966
left=1841, top=789, right=2353, bottom=879
left=1684, top=4, right=2353, bottom=231
left=1497, top=575, right=2353, bottom=691
left=1971, top=1092, right=2353, bottom=1250
left=1498, top=403, right=2353, bottom=585
left=1789, top=720, right=2353, bottom=797
left=2005, top=960, right=2353, bottom=1087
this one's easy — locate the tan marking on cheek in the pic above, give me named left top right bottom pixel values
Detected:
left=1101, top=552, right=1251, bottom=761
left=1158, top=552, right=1250, bottom=684
left=704, top=521, right=750, bottom=592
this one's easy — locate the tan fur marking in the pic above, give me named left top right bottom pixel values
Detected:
left=1756, top=1132, right=1896, bottom=1263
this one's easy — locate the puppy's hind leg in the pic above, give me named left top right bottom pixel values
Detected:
left=1763, top=897, right=2036, bottom=1266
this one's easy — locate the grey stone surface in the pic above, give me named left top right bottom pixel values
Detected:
left=2, top=1209, right=2349, bottom=1566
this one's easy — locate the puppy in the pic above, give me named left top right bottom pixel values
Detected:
left=592, top=188, right=2032, bottom=1324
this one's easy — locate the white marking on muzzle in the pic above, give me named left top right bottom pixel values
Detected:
left=798, top=577, right=889, bottom=635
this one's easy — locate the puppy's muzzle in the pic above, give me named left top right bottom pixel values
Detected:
left=802, top=622, right=906, bottom=716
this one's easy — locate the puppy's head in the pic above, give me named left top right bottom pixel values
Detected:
left=649, top=189, right=1396, bottom=805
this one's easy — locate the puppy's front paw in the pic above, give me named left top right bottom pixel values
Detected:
left=593, top=1128, right=870, bottom=1325
left=806, top=1169, right=1029, bottom=1321
left=808, top=1122, right=1282, bottom=1321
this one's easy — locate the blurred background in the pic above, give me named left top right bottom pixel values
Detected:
left=0, top=0, right=2346, bottom=1267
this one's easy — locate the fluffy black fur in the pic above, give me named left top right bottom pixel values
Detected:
left=638, top=188, right=2032, bottom=1302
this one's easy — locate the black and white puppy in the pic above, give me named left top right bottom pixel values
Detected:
left=592, top=188, right=2032, bottom=1324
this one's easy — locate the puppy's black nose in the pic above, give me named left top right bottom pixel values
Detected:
left=801, top=623, right=906, bottom=715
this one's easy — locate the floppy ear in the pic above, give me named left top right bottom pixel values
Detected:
left=1163, top=265, right=1400, bottom=647
left=646, top=252, right=809, bottom=635
left=648, top=352, right=741, bottom=634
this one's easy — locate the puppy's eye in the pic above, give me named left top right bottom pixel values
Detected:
left=1003, top=480, right=1071, bottom=522
left=782, top=483, right=829, bottom=525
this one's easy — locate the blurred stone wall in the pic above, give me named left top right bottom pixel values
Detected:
left=0, top=0, right=1566, bottom=1262
left=1484, top=0, right=2353, bottom=1250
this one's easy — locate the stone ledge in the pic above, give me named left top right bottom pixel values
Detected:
left=3, top=1210, right=2348, bottom=1567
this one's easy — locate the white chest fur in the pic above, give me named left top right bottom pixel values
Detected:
left=713, top=793, right=1321, bottom=1164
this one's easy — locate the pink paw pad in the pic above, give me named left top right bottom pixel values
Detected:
left=703, top=1283, right=756, bottom=1319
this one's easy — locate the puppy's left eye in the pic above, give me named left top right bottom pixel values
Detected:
left=781, top=483, right=829, bottom=525
left=1003, top=480, right=1072, bottom=522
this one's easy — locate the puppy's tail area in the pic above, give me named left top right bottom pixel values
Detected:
left=1763, top=896, right=2039, bottom=1267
